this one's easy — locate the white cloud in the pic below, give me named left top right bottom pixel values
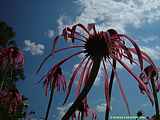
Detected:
left=57, top=103, right=73, bottom=119
left=96, top=103, right=106, bottom=112
left=57, top=0, right=160, bottom=79
left=23, top=40, right=45, bottom=55
left=141, top=46, right=160, bottom=60
left=57, top=16, right=66, bottom=33
left=73, top=0, right=160, bottom=33
left=141, top=35, right=159, bottom=43
left=141, top=103, right=150, bottom=108
left=57, top=102, right=96, bottom=120
left=57, top=15, right=72, bottom=34
left=96, top=103, right=112, bottom=112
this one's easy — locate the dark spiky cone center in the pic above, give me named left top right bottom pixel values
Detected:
left=84, top=32, right=109, bottom=60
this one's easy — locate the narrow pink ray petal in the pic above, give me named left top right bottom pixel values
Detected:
left=72, top=23, right=90, bottom=35
left=113, top=56, right=154, bottom=105
left=103, top=60, right=110, bottom=112
left=83, top=61, right=93, bottom=86
left=76, top=58, right=90, bottom=96
left=63, top=56, right=87, bottom=104
left=118, top=34, right=143, bottom=70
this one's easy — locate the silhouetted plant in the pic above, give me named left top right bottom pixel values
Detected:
left=139, top=65, right=160, bottom=119
left=0, top=21, right=26, bottom=120
left=43, top=66, right=66, bottom=120
left=0, top=21, right=15, bottom=47
left=38, top=23, right=159, bottom=120
left=0, top=21, right=25, bottom=89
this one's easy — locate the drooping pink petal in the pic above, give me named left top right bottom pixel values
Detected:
left=57, top=51, right=84, bottom=66
left=55, top=45, right=84, bottom=53
left=114, top=69, right=131, bottom=115
left=36, top=53, right=52, bottom=74
left=87, top=23, right=96, bottom=34
left=71, top=23, right=90, bottom=36
left=36, top=46, right=84, bottom=74
left=44, top=79, right=50, bottom=96
left=51, top=35, right=60, bottom=56
left=63, top=57, right=87, bottom=104
left=39, top=51, right=83, bottom=85
left=113, top=55, right=154, bottom=105
left=60, top=75, right=67, bottom=91
left=81, top=60, right=93, bottom=88
left=76, top=58, right=90, bottom=96
left=61, top=59, right=101, bottom=120
left=118, top=42, right=133, bottom=64
left=118, top=34, right=143, bottom=70
left=107, top=59, right=130, bottom=115
left=65, top=27, right=88, bottom=40
left=103, top=60, right=110, bottom=112
left=129, top=48, right=157, bottom=69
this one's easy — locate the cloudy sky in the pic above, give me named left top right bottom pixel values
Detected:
left=0, top=0, right=160, bottom=120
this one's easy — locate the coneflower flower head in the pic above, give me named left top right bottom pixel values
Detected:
left=43, top=65, right=66, bottom=96
left=38, top=23, right=159, bottom=120
left=139, top=65, right=159, bottom=93
left=0, top=47, right=24, bottom=68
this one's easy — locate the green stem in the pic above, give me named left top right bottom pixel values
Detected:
left=61, top=58, right=101, bottom=120
left=105, top=59, right=116, bottom=120
left=44, top=86, right=55, bottom=120
left=0, top=79, right=5, bottom=90
left=150, top=78, right=160, bottom=118
left=0, top=62, right=10, bottom=89
left=81, top=111, right=84, bottom=120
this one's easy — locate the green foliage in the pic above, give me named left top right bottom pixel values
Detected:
left=0, top=21, right=25, bottom=89
left=0, top=21, right=27, bottom=120
left=0, top=102, right=28, bottom=120
left=0, top=21, right=15, bottom=46
left=0, top=64, right=25, bottom=89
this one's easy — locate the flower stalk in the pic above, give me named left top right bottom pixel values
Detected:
left=44, top=84, right=55, bottom=120
left=38, top=23, right=160, bottom=120
left=150, top=77, right=160, bottom=118
left=105, top=59, right=116, bottom=120
left=61, top=58, right=101, bottom=120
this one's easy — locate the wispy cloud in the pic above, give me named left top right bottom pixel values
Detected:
left=61, top=0, right=160, bottom=87
left=96, top=103, right=112, bottom=113
left=96, top=103, right=106, bottom=113
left=23, top=40, right=45, bottom=55
left=141, top=35, right=159, bottom=43
left=141, top=46, right=160, bottom=60
left=57, top=103, right=73, bottom=119
left=57, top=15, right=72, bottom=34
left=74, top=0, right=160, bottom=33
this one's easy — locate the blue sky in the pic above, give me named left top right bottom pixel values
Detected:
left=0, top=0, right=160, bottom=120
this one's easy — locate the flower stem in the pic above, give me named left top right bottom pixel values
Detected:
left=105, top=59, right=116, bottom=120
left=44, top=86, right=55, bottom=120
left=150, top=78, right=160, bottom=118
left=81, top=111, right=84, bottom=120
left=61, top=58, right=101, bottom=120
